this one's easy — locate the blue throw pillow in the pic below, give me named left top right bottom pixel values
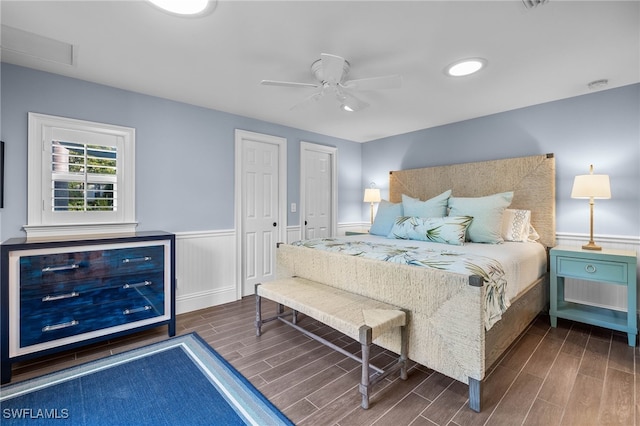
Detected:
left=369, top=200, right=403, bottom=236
left=402, top=190, right=452, bottom=218
left=448, top=192, right=514, bottom=243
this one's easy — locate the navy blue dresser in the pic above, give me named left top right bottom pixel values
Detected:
left=1, top=231, right=176, bottom=384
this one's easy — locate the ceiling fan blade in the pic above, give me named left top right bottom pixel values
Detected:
left=320, top=53, right=346, bottom=84
left=341, top=74, right=402, bottom=91
left=260, top=79, right=320, bottom=89
left=290, top=90, right=325, bottom=110
left=337, top=90, right=369, bottom=112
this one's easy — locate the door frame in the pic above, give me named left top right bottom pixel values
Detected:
left=299, top=141, right=338, bottom=240
left=234, top=129, right=287, bottom=299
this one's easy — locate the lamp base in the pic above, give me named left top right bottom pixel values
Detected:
left=582, top=241, right=602, bottom=251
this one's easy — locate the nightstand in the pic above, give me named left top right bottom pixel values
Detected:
left=550, top=246, right=637, bottom=346
left=345, top=229, right=370, bottom=236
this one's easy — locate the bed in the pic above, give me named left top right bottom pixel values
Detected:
left=276, top=153, right=555, bottom=411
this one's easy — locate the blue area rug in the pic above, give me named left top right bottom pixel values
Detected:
left=0, top=333, right=293, bottom=425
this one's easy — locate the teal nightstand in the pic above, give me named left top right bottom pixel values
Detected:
left=550, top=246, right=637, bottom=346
left=345, top=229, right=370, bottom=236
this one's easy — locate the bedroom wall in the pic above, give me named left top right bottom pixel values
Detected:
left=362, top=83, right=640, bottom=312
left=0, top=63, right=363, bottom=312
left=362, top=83, right=640, bottom=239
left=0, top=63, right=363, bottom=238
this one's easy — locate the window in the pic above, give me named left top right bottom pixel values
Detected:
left=26, top=113, right=136, bottom=238
left=52, top=141, right=117, bottom=212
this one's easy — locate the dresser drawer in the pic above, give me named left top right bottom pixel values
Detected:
left=556, top=256, right=628, bottom=284
left=108, top=246, right=164, bottom=274
left=20, top=270, right=164, bottom=301
left=20, top=293, right=163, bottom=347
left=19, top=250, right=109, bottom=286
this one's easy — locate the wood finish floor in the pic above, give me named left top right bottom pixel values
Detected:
left=7, top=296, right=639, bottom=425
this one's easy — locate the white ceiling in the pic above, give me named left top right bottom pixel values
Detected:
left=1, top=1, right=638, bottom=142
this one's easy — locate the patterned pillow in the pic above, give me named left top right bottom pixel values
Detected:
left=501, top=209, right=531, bottom=242
left=387, top=216, right=473, bottom=245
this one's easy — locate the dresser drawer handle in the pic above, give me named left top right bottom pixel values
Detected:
left=42, top=320, right=79, bottom=332
left=584, top=264, right=597, bottom=273
left=123, top=281, right=152, bottom=289
left=42, top=291, right=80, bottom=302
left=42, top=264, right=80, bottom=273
left=122, top=256, right=152, bottom=264
left=123, top=305, right=152, bottom=315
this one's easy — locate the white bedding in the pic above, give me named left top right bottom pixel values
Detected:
left=343, top=234, right=547, bottom=301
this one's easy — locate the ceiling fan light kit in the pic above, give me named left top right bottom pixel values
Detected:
left=261, top=53, right=401, bottom=112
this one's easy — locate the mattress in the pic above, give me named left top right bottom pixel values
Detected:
left=341, top=234, right=547, bottom=301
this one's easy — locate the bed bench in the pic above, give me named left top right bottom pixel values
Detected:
left=255, top=277, right=409, bottom=409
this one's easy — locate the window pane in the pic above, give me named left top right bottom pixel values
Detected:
left=51, top=140, right=117, bottom=212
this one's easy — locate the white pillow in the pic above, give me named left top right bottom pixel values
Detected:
left=501, top=209, right=531, bottom=242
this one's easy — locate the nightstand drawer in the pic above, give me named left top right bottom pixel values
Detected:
left=556, top=257, right=628, bottom=284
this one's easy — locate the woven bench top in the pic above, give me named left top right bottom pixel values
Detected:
left=258, top=277, right=406, bottom=342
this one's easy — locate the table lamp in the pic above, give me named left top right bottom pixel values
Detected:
left=571, top=165, right=611, bottom=250
left=363, top=184, right=381, bottom=225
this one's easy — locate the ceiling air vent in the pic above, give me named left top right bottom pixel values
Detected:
left=1, top=25, right=75, bottom=66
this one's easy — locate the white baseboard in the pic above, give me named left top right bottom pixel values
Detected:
left=176, top=287, right=237, bottom=314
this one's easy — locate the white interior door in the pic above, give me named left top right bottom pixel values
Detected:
left=300, top=142, right=337, bottom=240
left=235, top=130, right=286, bottom=297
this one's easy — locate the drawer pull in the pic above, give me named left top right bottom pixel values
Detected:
left=42, top=291, right=80, bottom=302
left=123, top=281, right=152, bottom=289
left=42, top=320, right=79, bottom=332
left=585, top=264, right=597, bottom=273
left=122, top=256, right=152, bottom=264
left=42, top=264, right=80, bottom=273
left=123, top=305, right=152, bottom=315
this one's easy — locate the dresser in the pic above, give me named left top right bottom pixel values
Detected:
left=1, top=231, right=176, bottom=383
left=550, top=246, right=637, bottom=346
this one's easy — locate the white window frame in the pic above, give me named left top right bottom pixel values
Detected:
left=25, top=113, right=137, bottom=238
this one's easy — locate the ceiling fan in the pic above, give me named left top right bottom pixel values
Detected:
left=260, top=53, right=402, bottom=112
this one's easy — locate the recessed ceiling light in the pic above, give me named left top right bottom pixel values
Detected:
left=147, top=0, right=214, bottom=16
left=445, top=58, right=487, bottom=77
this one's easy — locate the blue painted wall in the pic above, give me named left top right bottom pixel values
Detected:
left=1, top=63, right=638, bottom=241
left=362, top=83, right=640, bottom=238
left=0, top=63, right=362, bottom=239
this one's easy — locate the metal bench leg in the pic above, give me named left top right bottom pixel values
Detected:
left=255, top=283, right=262, bottom=336
left=359, top=326, right=373, bottom=409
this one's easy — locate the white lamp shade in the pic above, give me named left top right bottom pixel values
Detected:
left=571, top=174, right=611, bottom=199
left=363, top=188, right=381, bottom=203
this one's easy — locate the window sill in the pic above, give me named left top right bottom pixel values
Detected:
left=23, top=222, right=139, bottom=241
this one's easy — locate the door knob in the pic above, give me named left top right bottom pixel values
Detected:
left=273, top=222, right=277, bottom=227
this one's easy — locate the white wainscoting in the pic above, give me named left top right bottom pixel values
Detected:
left=174, top=230, right=237, bottom=315
left=174, top=228, right=639, bottom=315
left=556, top=233, right=640, bottom=314
left=175, top=224, right=370, bottom=314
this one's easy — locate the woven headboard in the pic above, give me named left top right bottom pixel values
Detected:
left=389, top=154, right=556, bottom=248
